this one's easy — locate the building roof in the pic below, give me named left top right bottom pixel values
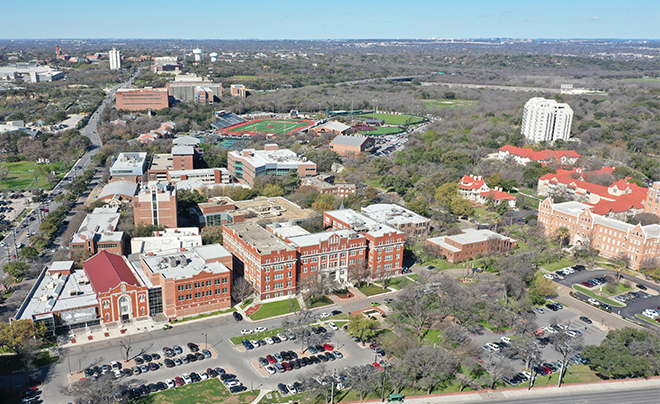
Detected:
left=325, top=209, right=403, bottom=238
left=111, top=152, right=147, bottom=171
left=288, top=229, right=362, bottom=248
left=330, top=135, right=369, bottom=147
left=480, top=189, right=516, bottom=201
left=551, top=200, right=593, bottom=216
left=321, top=121, right=351, bottom=132
left=228, top=146, right=312, bottom=170
left=361, top=203, right=430, bottom=226
left=459, top=175, right=486, bottom=190
left=131, top=234, right=202, bottom=254
left=192, top=244, right=233, bottom=262
left=266, top=223, right=311, bottom=240
left=99, top=181, right=138, bottom=199
left=71, top=206, right=122, bottom=244
left=234, top=196, right=319, bottom=225
left=444, top=228, right=515, bottom=245
left=84, top=251, right=142, bottom=294
left=499, top=145, right=581, bottom=161
left=140, top=245, right=231, bottom=280
left=173, top=136, right=200, bottom=146
left=225, top=221, right=295, bottom=255
left=172, top=145, right=195, bottom=155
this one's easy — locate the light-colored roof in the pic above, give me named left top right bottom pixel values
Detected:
left=225, top=221, right=295, bottom=255
left=288, top=229, right=362, bottom=248
left=425, top=236, right=461, bottom=252
left=193, top=244, right=233, bottom=261
left=551, top=201, right=593, bottom=217
left=140, top=245, right=230, bottom=281
left=99, top=181, right=138, bottom=199
left=322, top=121, right=351, bottom=132
left=267, top=223, right=311, bottom=240
left=361, top=203, right=430, bottom=225
left=71, top=206, right=122, bottom=244
left=228, top=147, right=313, bottom=170
left=131, top=234, right=203, bottom=254
left=172, top=145, right=195, bottom=155
left=233, top=196, right=319, bottom=225
left=324, top=209, right=402, bottom=238
left=173, top=136, right=200, bottom=146
left=111, top=152, right=147, bottom=170
left=444, top=228, right=515, bottom=245
left=330, top=135, right=369, bottom=147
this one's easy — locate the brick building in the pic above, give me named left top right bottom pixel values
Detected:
left=538, top=197, right=660, bottom=270
left=309, top=121, right=352, bottom=136
left=230, top=84, right=247, bottom=98
left=116, top=88, right=169, bottom=111
left=223, top=221, right=297, bottom=300
left=70, top=206, right=124, bottom=257
left=644, top=182, right=660, bottom=218
left=133, top=182, right=178, bottom=228
left=138, top=245, right=232, bottom=319
left=301, top=174, right=357, bottom=198
left=323, top=209, right=405, bottom=279
left=425, top=229, right=517, bottom=263
left=329, top=135, right=375, bottom=157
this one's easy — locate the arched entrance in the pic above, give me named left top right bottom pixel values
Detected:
left=119, top=295, right=132, bottom=322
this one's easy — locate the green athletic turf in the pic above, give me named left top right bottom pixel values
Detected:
left=358, top=113, right=425, bottom=126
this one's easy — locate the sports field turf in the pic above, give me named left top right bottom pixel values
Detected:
left=358, top=112, right=425, bottom=126
left=358, top=126, right=404, bottom=135
left=226, top=118, right=314, bottom=135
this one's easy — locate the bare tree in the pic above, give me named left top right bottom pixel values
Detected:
left=553, top=331, right=584, bottom=388
left=231, top=277, right=254, bottom=303
left=280, top=308, right=327, bottom=353
left=118, top=337, right=133, bottom=362
left=390, top=286, right=440, bottom=342
left=480, top=352, right=514, bottom=389
left=61, top=374, right=128, bottom=404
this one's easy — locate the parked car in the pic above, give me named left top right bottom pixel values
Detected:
left=579, top=316, right=593, bottom=324
left=233, top=312, right=243, bottom=321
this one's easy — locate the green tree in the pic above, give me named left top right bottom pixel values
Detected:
left=176, top=189, right=207, bottom=216
left=407, top=198, right=428, bottom=216
left=135, top=223, right=164, bottom=237
left=282, top=171, right=300, bottom=195
left=582, top=328, right=660, bottom=379
left=201, top=226, right=223, bottom=244
left=0, top=319, right=47, bottom=354
left=311, top=194, right=334, bottom=213
left=262, top=184, right=285, bottom=197
left=496, top=202, right=508, bottom=216
left=451, top=197, right=474, bottom=217
left=18, top=246, right=38, bottom=260
left=2, top=261, right=30, bottom=281
left=346, top=315, right=379, bottom=344
left=532, top=274, right=557, bottom=297
left=435, top=183, right=458, bottom=207
left=555, top=226, right=570, bottom=254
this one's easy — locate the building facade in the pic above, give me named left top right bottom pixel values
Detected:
left=223, top=221, right=298, bottom=300
left=228, top=144, right=317, bottom=187
left=230, top=84, right=247, bottom=97
left=301, top=174, right=357, bottom=198
left=538, top=198, right=660, bottom=270
left=133, top=182, right=178, bottom=228
left=166, top=74, right=222, bottom=103
left=109, top=152, right=148, bottom=182
left=361, top=203, right=431, bottom=238
left=644, top=182, right=660, bottom=218
left=109, top=48, right=121, bottom=70
left=70, top=206, right=124, bottom=257
left=116, top=88, right=169, bottom=111
left=426, top=229, right=517, bottom=263
left=329, top=135, right=375, bottom=156
left=498, top=145, right=581, bottom=166
left=521, top=97, right=573, bottom=144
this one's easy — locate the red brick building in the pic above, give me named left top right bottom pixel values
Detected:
left=116, top=88, right=169, bottom=111
left=223, top=221, right=297, bottom=300
left=323, top=209, right=405, bottom=279
left=644, top=182, right=660, bottom=218
left=133, top=182, right=178, bottom=228
left=84, top=251, right=149, bottom=323
left=425, top=229, right=517, bottom=263
left=329, top=135, right=375, bottom=157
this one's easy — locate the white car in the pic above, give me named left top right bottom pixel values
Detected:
left=500, top=336, right=512, bottom=344
left=165, top=379, right=175, bottom=389
left=587, top=298, right=600, bottom=306
left=543, top=274, right=557, bottom=279
left=264, top=337, right=275, bottom=345
left=240, top=329, right=253, bottom=335
left=225, top=380, right=242, bottom=388
left=286, top=384, right=298, bottom=394
left=250, top=340, right=259, bottom=347
left=328, top=322, right=339, bottom=331
left=482, top=344, right=496, bottom=353
left=265, top=366, right=276, bottom=375
left=544, top=326, right=558, bottom=334
left=200, top=372, right=209, bottom=380
left=319, top=312, right=330, bottom=318
left=277, top=333, right=288, bottom=341
left=182, top=373, right=192, bottom=384
left=566, top=330, right=578, bottom=338
left=254, top=326, right=267, bottom=333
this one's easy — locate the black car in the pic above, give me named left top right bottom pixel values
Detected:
left=272, top=336, right=281, bottom=343
left=296, top=358, right=306, bottom=367
left=187, top=353, right=197, bottom=362
left=326, top=352, right=336, bottom=361
left=277, top=383, right=288, bottom=394
left=545, top=303, right=559, bottom=311
left=579, top=316, right=593, bottom=324
left=291, top=360, right=300, bottom=369
left=302, top=357, right=313, bottom=365
left=331, top=310, right=342, bottom=316
left=293, top=381, right=305, bottom=393
left=636, top=284, right=648, bottom=291
left=148, top=362, right=159, bottom=371
left=309, top=355, right=321, bottom=364
left=317, top=353, right=329, bottom=362
left=220, top=373, right=236, bottom=380
left=315, top=344, right=326, bottom=352
left=148, top=383, right=160, bottom=393
left=258, top=357, right=269, bottom=366
left=215, top=367, right=226, bottom=375
left=572, top=265, right=585, bottom=271
left=139, top=385, right=150, bottom=395
left=317, top=326, right=327, bottom=333
left=230, top=385, right=247, bottom=393
left=288, top=350, right=298, bottom=359
left=281, top=351, right=291, bottom=361
left=195, top=352, right=205, bottom=361
left=187, top=342, right=199, bottom=352
left=190, top=372, right=201, bottom=382
left=601, top=303, right=612, bottom=312
left=141, top=354, right=152, bottom=362
left=164, top=359, right=175, bottom=368
left=233, top=312, right=243, bottom=321
left=156, top=381, right=168, bottom=391
left=151, top=353, right=161, bottom=360
left=122, top=368, right=134, bottom=376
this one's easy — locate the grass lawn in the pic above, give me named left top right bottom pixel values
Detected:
left=407, top=274, right=426, bottom=283
left=134, top=378, right=258, bottom=404
left=240, top=298, right=254, bottom=309
left=542, top=257, right=576, bottom=272
left=249, top=299, right=300, bottom=321
left=2, top=160, right=72, bottom=191
left=422, top=99, right=478, bottom=109
left=171, top=307, right=236, bottom=324
left=573, top=285, right=624, bottom=307
left=358, top=126, right=404, bottom=135
left=357, top=284, right=389, bottom=296
left=0, top=352, right=59, bottom=376
left=477, top=320, right=510, bottom=333
left=560, top=365, right=602, bottom=384
left=635, top=314, right=660, bottom=326
left=471, top=207, right=498, bottom=224
left=601, top=282, right=634, bottom=296
left=358, top=112, right=425, bottom=126
left=421, top=329, right=443, bottom=345
left=230, top=328, right=283, bottom=345
left=228, top=119, right=313, bottom=135
left=308, top=295, right=334, bottom=308
left=424, top=258, right=459, bottom=271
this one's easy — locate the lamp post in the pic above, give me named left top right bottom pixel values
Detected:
left=202, top=332, right=208, bottom=349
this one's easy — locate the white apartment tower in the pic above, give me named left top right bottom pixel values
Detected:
left=109, top=48, right=121, bottom=70
left=520, top=97, right=573, bottom=144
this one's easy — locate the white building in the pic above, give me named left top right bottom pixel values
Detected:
left=520, top=97, right=573, bottom=144
left=109, top=48, right=121, bottom=70
left=130, top=227, right=203, bottom=254
left=110, top=152, right=148, bottom=178
left=360, top=203, right=430, bottom=237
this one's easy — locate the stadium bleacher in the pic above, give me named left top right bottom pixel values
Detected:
left=212, top=110, right=246, bottom=129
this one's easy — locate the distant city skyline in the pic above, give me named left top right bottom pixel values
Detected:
left=1, top=0, right=658, bottom=40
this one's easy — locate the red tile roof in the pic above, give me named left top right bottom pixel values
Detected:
left=84, top=250, right=141, bottom=294
left=480, top=190, right=516, bottom=200
left=499, top=145, right=581, bottom=162
left=459, top=175, right=486, bottom=190
left=593, top=195, right=645, bottom=215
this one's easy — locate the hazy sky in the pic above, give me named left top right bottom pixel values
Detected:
left=1, top=0, right=658, bottom=39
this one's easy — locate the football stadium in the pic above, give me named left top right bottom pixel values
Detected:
left=223, top=118, right=315, bottom=136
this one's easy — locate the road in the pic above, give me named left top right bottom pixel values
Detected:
left=420, top=81, right=561, bottom=94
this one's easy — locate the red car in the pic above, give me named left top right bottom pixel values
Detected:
left=282, top=362, right=293, bottom=371
left=323, top=344, right=334, bottom=351
left=174, top=376, right=184, bottom=386
left=266, top=355, right=277, bottom=364
left=372, top=362, right=382, bottom=369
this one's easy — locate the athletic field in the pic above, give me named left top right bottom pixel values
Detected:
left=224, top=118, right=315, bottom=136
left=358, top=112, right=426, bottom=126
left=357, top=126, right=404, bottom=136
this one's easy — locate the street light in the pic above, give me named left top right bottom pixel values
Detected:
left=202, top=332, right=208, bottom=349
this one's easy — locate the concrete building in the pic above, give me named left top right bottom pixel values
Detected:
left=109, top=48, right=121, bottom=70
left=228, top=144, right=317, bottom=187
left=109, top=152, right=149, bottom=182
left=166, top=74, right=222, bottom=103
left=329, top=135, right=375, bottom=156
left=97, top=181, right=138, bottom=207
left=323, top=209, right=405, bottom=279
left=361, top=203, right=431, bottom=238
left=538, top=198, right=660, bottom=270
left=138, top=245, right=232, bottom=319
left=116, top=88, right=169, bottom=111
left=426, top=229, right=517, bottom=263
left=310, top=121, right=352, bottom=136
left=301, top=174, right=357, bottom=198
left=151, top=56, right=182, bottom=74
left=130, top=227, right=203, bottom=254
left=230, top=84, right=247, bottom=98
left=0, top=65, right=64, bottom=83
left=289, top=230, right=368, bottom=286
left=70, top=206, right=124, bottom=257
left=167, top=168, right=232, bottom=186
left=133, top=182, right=178, bottom=228
left=498, top=145, right=581, bottom=166
left=223, top=221, right=298, bottom=300
left=521, top=97, right=573, bottom=144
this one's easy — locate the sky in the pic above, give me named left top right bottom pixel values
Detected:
left=1, top=0, right=658, bottom=40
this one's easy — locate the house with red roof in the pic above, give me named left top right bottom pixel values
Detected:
left=498, top=145, right=581, bottom=166
left=84, top=250, right=149, bottom=323
left=459, top=175, right=516, bottom=208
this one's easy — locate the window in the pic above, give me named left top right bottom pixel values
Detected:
left=206, top=290, right=212, bottom=296
left=178, top=295, right=184, bottom=301
left=178, top=285, right=184, bottom=291
left=349, top=259, right=356, bottom=265
left=311, top=257, right=317, bottom=263
left=186, top=294, right=192, bottom=300
left=215, top=289, right=221, bottom=294
left=103, top=300, right=110, bottom=308
left=274, top=273, right=284, bottom=281
left=385, top=254, right=393, bottom=261
left=215, top=279, right=221, bottom=285
left=274, top=282, right=284, bottom=289
left=311, top=265, right=317, bottom=271
left=265, top=276, right=270, bottom=282
left=265, top=285, right=270, bottom=291
left=222, top=278, right=227, bottom=284
left=139, top=294, right=146, bottom=302
left=206, top=280, right=212, bottom=286
left=222, top=287, right=228, bottom=293
left=303, top=267, right=308, bottom=273
left=287, top=271, right=292, bottom=278
left=287, top=281, right=292, bottom=287
left=194, top=282, right=201, bottom=288
left=195, top=292, right=201, bottom=298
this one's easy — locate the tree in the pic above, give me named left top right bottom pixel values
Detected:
left=451, top=197, right=474, bottom=217
left=401, top=347, right=459, bottom=394
left=532, top=275, right=557, bottom=297
left=510, top=335, right=542, bottom=390
left=553, top=330, right=584, bottom=387
left=231, top=277, right=253, bottom=303
left=281, top=309, right=326, bottom=354
left=2, top=261, right=30, bottom=281
left=118, top=337, right=133, bottom=362
left=391, top=286, right=439, bottom=342
left=62, top=374, right=128, bottom=404
left=18, top=246, right=38, bottom=260
left=480, top=352, right=514, bottom=389
left=346, top=314, right=379, bottom=344
left=0, top=319, right=46, bottom=354
left=135, top=223, right=163, bottom=237
left=435, top=183, right=458, bottom=207
left=311, top=194, right=334, bottom=213
left=582, top=328, right=660, bottom=379
left=176, top=189, right=207, bottom=216
left=554, top=226, right=570, bottom=255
